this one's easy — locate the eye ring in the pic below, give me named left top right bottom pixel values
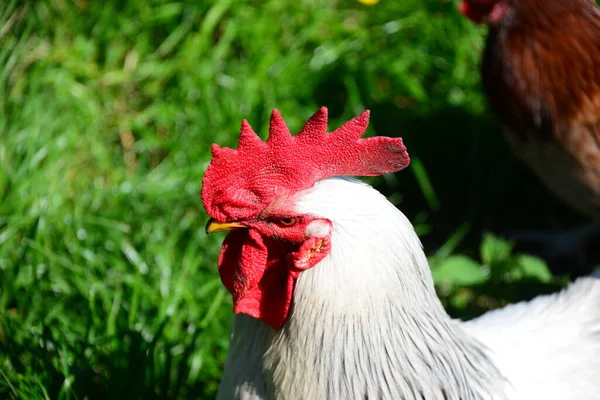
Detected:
left=279, top=217, right=297, bottom=226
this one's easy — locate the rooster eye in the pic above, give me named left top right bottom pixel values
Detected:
left=279, top=217, right=297, bottom=226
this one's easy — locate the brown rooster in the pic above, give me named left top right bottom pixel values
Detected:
left=461, top=0, right=600, bottom=258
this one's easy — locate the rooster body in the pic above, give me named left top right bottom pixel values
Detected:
left=202, top=110, right=600, bottom=400
left=217, top=178, right=600, bottom=400
left=464, top=0, right=600, bottom=217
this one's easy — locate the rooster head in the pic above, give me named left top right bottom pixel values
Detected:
left=460, top=0, right=510, bottom=24
left=201, top=107, right=410, bottom=329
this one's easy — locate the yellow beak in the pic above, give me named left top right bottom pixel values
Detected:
left=205, top=218, right=248, bottom=234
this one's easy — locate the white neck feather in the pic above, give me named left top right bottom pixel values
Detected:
left=220, top=178, right=509, bottom=400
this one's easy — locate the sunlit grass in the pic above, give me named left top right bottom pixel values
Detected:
left=0, top=0, right=561, bottom=398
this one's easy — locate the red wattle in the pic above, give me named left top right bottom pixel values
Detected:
left=217, top=229, right=297, bottom=329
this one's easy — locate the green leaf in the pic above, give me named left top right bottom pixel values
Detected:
left=480, top=233, right=514, bottom=266
left=431, top=255, right=488, bottom=286
left=514, top=254, right=552, bottom=283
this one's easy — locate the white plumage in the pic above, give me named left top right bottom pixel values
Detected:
left=218, top=177, right=600, bottom=400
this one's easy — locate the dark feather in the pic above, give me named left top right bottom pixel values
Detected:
left=481, top=0, right=600, bottom=216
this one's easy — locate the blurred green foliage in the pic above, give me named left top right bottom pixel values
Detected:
left=0, top=0, right=567, bottom=398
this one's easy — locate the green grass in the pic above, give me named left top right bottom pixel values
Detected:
left=0, top=0, right=580, bottom=398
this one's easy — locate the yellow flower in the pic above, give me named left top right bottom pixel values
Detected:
left=358, top=0, right=380, bottom=5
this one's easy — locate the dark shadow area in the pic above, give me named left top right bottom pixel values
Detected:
left=370, top=102, right=600, bottom=277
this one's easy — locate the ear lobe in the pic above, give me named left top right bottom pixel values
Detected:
left=287, top=236, right=332, bottom=277
left=304, top=219, right=333, bottom=238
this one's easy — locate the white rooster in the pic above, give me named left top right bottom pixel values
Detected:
left=202, top=108, right=600, bottom=400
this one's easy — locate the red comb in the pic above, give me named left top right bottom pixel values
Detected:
left=201, top=107, right=410, bottom=221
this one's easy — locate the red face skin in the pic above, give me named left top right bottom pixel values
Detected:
left=202, top=108, right=410, bottom=330
left=216, top=213, right=332, bottom=329
left=460, top=0, right=509, bottom=24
